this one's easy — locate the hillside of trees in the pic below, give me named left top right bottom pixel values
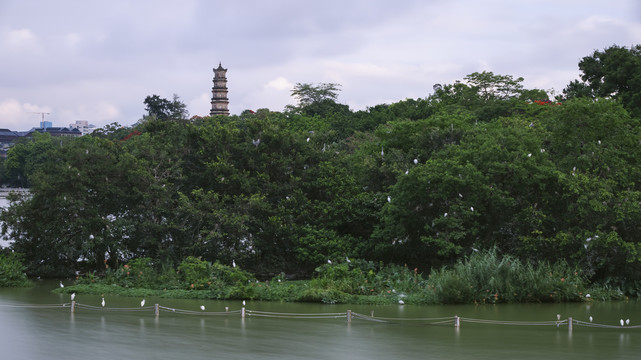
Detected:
left=1, top=44, right=640, bottom=292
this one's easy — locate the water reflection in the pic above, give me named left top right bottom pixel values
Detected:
left=2, top=282, right=641, bottom=359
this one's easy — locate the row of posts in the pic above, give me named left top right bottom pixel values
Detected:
left=69, top=302, right=574, bottom=331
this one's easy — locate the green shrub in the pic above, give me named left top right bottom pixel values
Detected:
left=0, top=252, right=31, bottom=287
left=178, top=256, right=211, bottom=289
left=427, top=249, right=587, bottom=304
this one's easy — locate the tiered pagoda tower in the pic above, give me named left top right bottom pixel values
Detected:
left=210, top=62, right=229, bottom=116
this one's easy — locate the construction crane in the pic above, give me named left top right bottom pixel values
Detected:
left=29, top=112, right=51, bottom=128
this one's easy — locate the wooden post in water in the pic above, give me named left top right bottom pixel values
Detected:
left=241, top=307, right=246, bottom=318
left=70, top=300, right=76, bottom=313
left=154, top=304, right=159, bottom=317
left=454, top=315, right=460, bottom=328
left=347, top=310, right=352, bottom=324
left=568, top=317, right=573, bottom=332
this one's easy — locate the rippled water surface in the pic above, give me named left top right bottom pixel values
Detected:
left=2, top=281, right=641, bottom=359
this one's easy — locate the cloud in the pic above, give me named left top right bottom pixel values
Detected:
left=0, top=0, right=638, bottom=130
left=265, top=77, right=294, bottom=91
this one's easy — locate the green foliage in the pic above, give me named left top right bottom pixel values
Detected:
left=427, top=249, right=587, bottom=304
left=0, top=252, right=31, bottom=287
left=4, top=47, right=641, bottom=298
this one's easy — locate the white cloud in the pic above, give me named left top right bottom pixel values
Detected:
left=265, top=77, right=294, bottom=91
left=0, top=0, right=638, bottom=128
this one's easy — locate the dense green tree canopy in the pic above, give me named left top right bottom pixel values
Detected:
left=2, top=45, right=641, bottom=293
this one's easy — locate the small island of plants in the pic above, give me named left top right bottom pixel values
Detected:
left=48, top=250, right=621, bottom=305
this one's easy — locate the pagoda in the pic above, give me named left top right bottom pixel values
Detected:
left=210, top=62, right=229, bottom=116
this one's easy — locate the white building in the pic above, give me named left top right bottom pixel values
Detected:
left=69, top=120, right=97, bottom=136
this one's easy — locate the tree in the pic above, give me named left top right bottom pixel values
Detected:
left=143, top=94, right=189, bottom=121
left=563, top=44, right=641, bottom=117
left=290, top=83, right=341, bottom=108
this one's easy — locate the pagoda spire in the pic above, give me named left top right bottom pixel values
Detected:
left=210, top=62, right=229, bottom=116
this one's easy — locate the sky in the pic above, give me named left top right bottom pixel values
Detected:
left=0, top=1, right=639, bottom=131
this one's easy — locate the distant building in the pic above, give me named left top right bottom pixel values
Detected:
left=22, top=127, right=82, bottom=138
left=69, top=120, right=96, bottom=135
left=0, top=129, right=19, bottom=158
left=41, top=120, right=52, bottom=129
left=210, top=62, right=230, bottom=116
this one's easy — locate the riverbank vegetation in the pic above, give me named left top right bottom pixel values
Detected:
left=52, top=249, right=622, bottom=305
left=0, top=251, right=31, bottom=287
left=3, top=44, right=641, bottom=303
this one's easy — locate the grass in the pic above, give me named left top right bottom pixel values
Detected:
left=52, top=250, right=626, bottom=305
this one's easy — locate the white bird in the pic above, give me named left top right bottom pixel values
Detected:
left=413, top=159, right=418, bottom=165
left=232, top=259, right=236, bottom=268
left=200, top=305, right=205, bottom=311
left=557, top=314, right=561, bottom=321
left=381, top=147, right=384, bottom=157
left=101, top=298, right=105, bottom=307
left=598, top=140, right=601, bottom=145
left=470, top=206, right=474, bottom=211
left=626, top=319, right=630, bottom=325
left=71, top=293, right=76, bottom=301
left=398, top=300, right=405, bottom=305
left=327, top=259, right=332, bottom=265
left=589, top=316, right=593, bottom=322
left=140, top=299, right=145, bottom=307
left=444, top=212, right=448, bottom=217
left=585, top=294, right=591, bottom=299
left=405, top=169, right=409, bottom=175
left=387, top=196, right=391, bottom=203
left=252, top=139, right=260, bottom=146
left=458, top=193, right=463, bottom=198
left=346, top=256, right=351, bottom=263
left=621, top=319, right=624, bottom=326
left=89, top=234, right=94, bottom=240
left=527, top=153, right=532, bottom=157
left=59, top=281, right=64, bottom=288
left=242, top=300, right=246, bottom=306
left=307, top=137, right=310, bottom=142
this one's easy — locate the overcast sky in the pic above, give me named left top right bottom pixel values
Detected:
left=0, top=1, right=639, bottom=131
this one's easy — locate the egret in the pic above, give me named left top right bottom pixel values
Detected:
left=71, top=293, right=76, bottom=301
left=200, top=305, right=205, bottom=311
left=589, top=316, right=593, bottom=322
left=242, top=300, right=246, bottom=306
left=470, top=206, right=474, bottom=211
left=89, top=234, right=94, bottom=240
left=527, top=153, right=532, bottom=157
left=381, top=147, right=384, bottom=157
left=327, top=259, right=332, bottom=265
left=444, top=212, right=448, bottom=217
left=557, top=314, right=561, bottom=321
left=141, top=299, right=145, bottom=307
left=101, top=298, right=105, bottom=307
left=232, top=260, right=236, bottom=268
left=413, top=159, right=418, bottom=165
left=387, top=196, right=391, bottom=203
left=620, top=319, right=624, bottom=326
left=626, top=319, right=630, bottom=325
left=585, top=294, right=591, bottom=299
left=405, top=169, right=409, bottom=175
left=398, top=300, right=405, bottom=305
left=458, top=193, right=463, bottom=198
left=252, top=139, right=260, bottom=147
left=307, top=137, right=310, bottom=142
left=346, top=256, right=351, bottom=263
left=59, top=281, right=64, bottom=288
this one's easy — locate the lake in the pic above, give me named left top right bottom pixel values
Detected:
left=1, top=280, right=641, bottom=359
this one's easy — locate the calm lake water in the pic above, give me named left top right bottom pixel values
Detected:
left=1, top=281, right=641, bottom=359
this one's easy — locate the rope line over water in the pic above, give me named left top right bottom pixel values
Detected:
left=2, top=301, right=640, bottom=330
